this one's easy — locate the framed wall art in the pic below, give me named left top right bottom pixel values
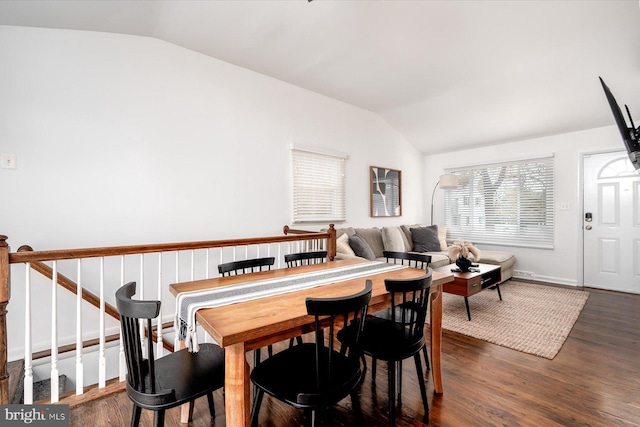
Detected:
left=370, top=166, right=401, bottom=217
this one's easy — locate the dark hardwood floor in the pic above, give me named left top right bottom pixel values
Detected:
left=70, top=286, right=640, bottom=426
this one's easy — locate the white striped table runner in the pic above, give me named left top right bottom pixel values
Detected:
left=176, top=261, right=406, bottom=352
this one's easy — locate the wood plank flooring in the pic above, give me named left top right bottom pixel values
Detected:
left=69, top=285, right=640, bottom=426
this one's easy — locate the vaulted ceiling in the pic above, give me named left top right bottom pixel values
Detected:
left=1, top=0, right=638, bottom=154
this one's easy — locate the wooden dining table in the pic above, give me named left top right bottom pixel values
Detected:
left=169, top=258, right=453, bottom=427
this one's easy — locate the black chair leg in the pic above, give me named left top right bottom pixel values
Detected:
left=422, top=346, right=430, bottom=371
left=153, top=410, right=165, bottom=427
left=351, top=390, right=364, bottom=426
left=414, top=353, right=429, bottom=416
left=268, top=344, right=273, bottom=357
left=388, top=360, right=396, bottom=427
left=251, top=389, right=265, bottom=427
left=288, top=336, right=304, bottom=348
left=207, top=392, right=216, bottom=419
left=130, top=404, right=141, bottom=427
left=188, top=400, right=195, bottom=422
left=254, top=348, right=261, bottom=366
left=371, top=356, right=377, bottom=384
left=397, top=360, right=402, bottom=401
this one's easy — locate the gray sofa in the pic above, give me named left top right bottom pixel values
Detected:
left=333, top=225, right=516, bottom=284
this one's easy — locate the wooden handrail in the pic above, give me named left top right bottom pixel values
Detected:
left=8, top=232, right=332, bottom=264
left=283, top=224, right=336, bottom=261
left=18, top=246, right=120, bottom=321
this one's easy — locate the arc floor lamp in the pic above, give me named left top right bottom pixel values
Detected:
left=430, top=173, right=459, bottom=225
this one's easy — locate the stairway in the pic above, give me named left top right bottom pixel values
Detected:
left=8, top=359, right=67, bottom=403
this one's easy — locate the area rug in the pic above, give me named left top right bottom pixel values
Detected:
left=436, top=281, right=589, bottom=359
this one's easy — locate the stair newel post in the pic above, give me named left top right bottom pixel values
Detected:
left=0, top=235, right=10, bottom=404
left=327, top=224, right=337, bottom=261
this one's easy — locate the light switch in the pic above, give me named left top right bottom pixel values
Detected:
left=1, top=153, right=16, bottom=169
left=560, top=203, right=569, bottom=210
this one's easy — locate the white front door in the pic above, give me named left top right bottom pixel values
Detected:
left=583, top=150, right=640, bottom=294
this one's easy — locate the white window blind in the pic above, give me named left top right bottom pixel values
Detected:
left=292, top=146, right=347, bottom=223
left=444, top=155, right=554, bottom=248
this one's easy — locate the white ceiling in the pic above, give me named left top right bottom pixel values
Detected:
left=1, top=0, right=639, bottom=154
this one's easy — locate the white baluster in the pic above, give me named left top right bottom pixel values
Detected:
left=190, top=250, right=194, bottom=281
left=24, top=263, right=33, bottom=404
left=75, top=259, right=84, bottom=395
left=119, top=256, right=126, bottom=381
left=156, top=253, right=164, bottom=357
left=51, top=261, right=59, bottom=402
left=139, top=254, right=146, bottom=358
left=98, top=258, right=106, bottom=388
left=174, top=252, right=180, bottom=352
left=205, top=249, right=210, bottom=279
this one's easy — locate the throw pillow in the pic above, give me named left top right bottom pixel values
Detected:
left=410, top=225, right=442, bottom=252
left=437, top=225, right=448, bottom=251
left=348, top=234, right=376, bottom=260
left=336, top=233, right=356, bottom=256
left=381, top=227, right=406, bottom=252
left=401, top=224, right=424, bottom=252
left=354, top=228, right=384, bottom=258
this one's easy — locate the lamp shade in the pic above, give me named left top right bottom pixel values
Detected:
left=439, top=174, right=458, bottom=189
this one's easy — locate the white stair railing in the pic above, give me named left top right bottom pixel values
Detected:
left=2, top=227, right=335, bottom=404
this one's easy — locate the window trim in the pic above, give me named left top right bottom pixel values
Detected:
left=444, top=154, right=555, bottom=249
left=291, top=145, right=348, bottom=224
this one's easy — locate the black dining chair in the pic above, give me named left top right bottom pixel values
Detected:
left=250, top=281, right=372, bottom=427
left=351, top=272, right=433, bottom=427
left=376, top=251, right=432, bottom=378
left=284, top=250, right=328, bottom=267
left=284, top=251, right=328, bottom=347
left=116, top=282, right=225, bottom=427
left=218, top=257, right=276, bottom=365
left=218, top=256, right=276, bottom=276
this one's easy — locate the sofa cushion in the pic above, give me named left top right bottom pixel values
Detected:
left=381, top=227, right=406, bottom=252
left=336, top=233, right=356, bottom=256
left=334, top=227, right=356, bottom=239
left=411, top=226, right=442, bottom=252
left=348, top=234, right=376, bottom=260
left=437, top=225, right=448, bottom=251
left=354, top=228, right=384, bottom=258
left=425, top=251, right=451, bottom=268
left=400, top=224, right=424, bottom=251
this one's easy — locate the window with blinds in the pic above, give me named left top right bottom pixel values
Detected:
left=444, top=155, right=554, bottom=248
left=291, top=146, right=347, bottom=224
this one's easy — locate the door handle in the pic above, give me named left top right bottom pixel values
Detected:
left=585, top=225, right=592, bottom=230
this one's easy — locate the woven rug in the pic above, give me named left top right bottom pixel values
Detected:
left=437, top=281, right=589, bottom=359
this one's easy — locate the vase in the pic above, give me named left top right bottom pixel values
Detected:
left=456, top=256, right=472, bottom=272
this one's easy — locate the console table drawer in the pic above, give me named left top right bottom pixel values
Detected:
left=443, top=276, right=482, bottom=296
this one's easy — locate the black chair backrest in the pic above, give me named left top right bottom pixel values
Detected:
left=218, top=257, right=275, bottom=276
left=383, top=251, right=431, bottom=270
left=284, top=251, right=328, bottom=268
left=305, top=281, right=372, bottom=391
left=116, top=282, right=174, bottom=402
left=386, top=272, right=432, bottom=345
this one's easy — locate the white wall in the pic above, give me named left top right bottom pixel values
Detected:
left=0, top=25, right=424, bottom=249
left=425, top=125, right=622, bottom=286
left=0, top=25, right=424, bottom=362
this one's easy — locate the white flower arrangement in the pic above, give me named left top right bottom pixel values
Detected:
left=447, top=240, right=481, bottom=261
